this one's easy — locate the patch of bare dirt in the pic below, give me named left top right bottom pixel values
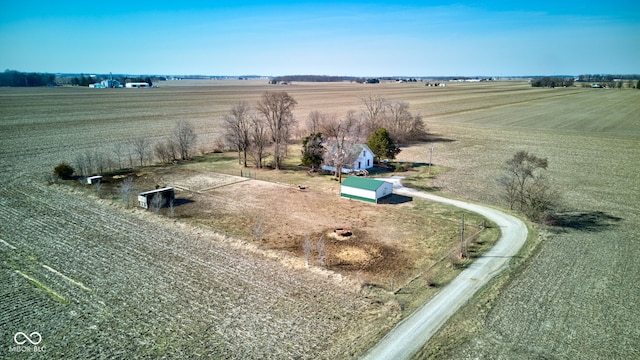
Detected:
left=134, top=169, right=421, bottom=287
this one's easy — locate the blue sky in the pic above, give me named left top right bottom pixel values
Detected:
left=1, top=1, right=638, bottom=76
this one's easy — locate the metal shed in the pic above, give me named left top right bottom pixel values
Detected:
left=340, top=177, right=392, bottom=203
left=87, top=175, right=103, bottom=184
left=138, top=187, right=175, bottom=209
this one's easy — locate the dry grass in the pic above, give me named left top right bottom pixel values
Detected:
left=94, top=155, right=486, bottom=290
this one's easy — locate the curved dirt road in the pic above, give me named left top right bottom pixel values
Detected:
left=361, top=177, right=528, bottom=360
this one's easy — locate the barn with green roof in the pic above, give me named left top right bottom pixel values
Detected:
left=340, top=177, right=393, bottom=203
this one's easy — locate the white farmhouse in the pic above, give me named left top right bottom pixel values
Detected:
left=322, top=144, right=375, bottom=174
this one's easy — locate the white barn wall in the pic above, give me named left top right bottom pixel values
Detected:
left=375, top=182, right=393, bottom=199
left=341, top=186, right=376, bottom=201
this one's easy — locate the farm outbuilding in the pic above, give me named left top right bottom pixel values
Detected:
left=138, top=187, right=175, bottom=209
left=340, top=177, right=393, bottom=203
left=126, top=82, right=150, bottom=88
left=87, top=175, right=103, bottom=184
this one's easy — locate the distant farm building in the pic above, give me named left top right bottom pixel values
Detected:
left=322, top=144, right=375, bottom=174
left=126, top=82, right=150, bottom=88
left=101, top=79, right=122, bottom=88
left=138, top=187, right=175, bottom=209
left=340, top=177, right=393, bottom=203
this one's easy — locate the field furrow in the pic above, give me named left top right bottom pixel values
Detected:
left=1, top=179, right=377, bottom=358
left=3, top=83, right=637, bottom=359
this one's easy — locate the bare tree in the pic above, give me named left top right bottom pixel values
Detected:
left=112, top=142, right=125, bottom=169
left=74, top=153, right=88, bottom=177
left=253, top=216, right=267, bottom=242
left=223, top=101, right=252, bottom=167
left=78, top=176, right=87, bottom=189
left=93, top=178, right=103, bottom=198
left=119, top=177, right=134, bottom=208
left=500, top=151, right=559, bottom=221
left=173, top=120, right=197, bottom=160
left=498, top=173, right=519, bottom=210
left=153, top=138, right=179, bottom=164
left=166, top=139, right=179, bottom=162
left=248, top=114, right=271, bottom=168
left=360, top=94, right=388, bottom=134
left=131, top=137, right=149, bottom=167
left=84, top=153, right=94, bottom=175
left=149, top=193, right=163, bottom=214
left=255, top=91, right=297, bottom=169
left=522, top=175, right=559, bottom=221
left=316, top=236, right=327, bottom=266
left=154, top=140, right=170, bottom=164
left=385, top=101, right=427, bottom=143
left=168, top=198, right=175, bottom=218
left=94, top=150, right=108, bottom=174
left=386, top=101, right=411, bottom=138
left=302, top=235, right=313, bottom=267
left=322, top=112, right=362, bottom=182
left=307, top=110, right=328, bottom=136
left=506, top=151, right=548, bottom=210
left=126, top=141, right=135, bottom=168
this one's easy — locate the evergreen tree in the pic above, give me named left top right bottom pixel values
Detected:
left=367, top=128, right=400, bottom=162
left=301, top=133, right=324, bottom=170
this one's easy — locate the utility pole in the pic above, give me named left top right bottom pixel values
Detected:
left=428, top=144, right=434, bottom=174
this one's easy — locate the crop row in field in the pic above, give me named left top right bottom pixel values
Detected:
left=400, top=89, right=640, bottom=358
left=2, top=82, right=638, bottom=358
left=0, top=182, right=396, bottom=358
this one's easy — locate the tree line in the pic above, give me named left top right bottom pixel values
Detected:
left=68, top=75, right=155, bottom=87
left=0, top=70, right=56, bottom=87
left=0, top=69, right=166, bottom=87
left=269, top=75, right=363, bottom=83
left=54, top=91, right=426, bottom=186
left=224, top=91, right=427, bottom=177
left=54, top=120, right=198, bottom=179
left=530, top=77, right=574, bottom=88
left=577, top=74, right=640, bottom=82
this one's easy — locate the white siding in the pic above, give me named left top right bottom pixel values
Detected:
left=322, top=144, right=375, bottom=173
left=138, top=195, right=148, bottom=209
left=375, top=181, right=393, bottom=199
left=340, top=186, right=376, bottom=200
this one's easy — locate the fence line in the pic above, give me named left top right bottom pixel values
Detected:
left=393, top=221, right=486, bottom=293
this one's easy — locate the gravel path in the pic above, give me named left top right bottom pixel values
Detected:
left=361, top=176, right=528, bottom=360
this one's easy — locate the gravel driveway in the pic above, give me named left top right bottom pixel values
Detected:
left=361, top=176, right=528, bottom=360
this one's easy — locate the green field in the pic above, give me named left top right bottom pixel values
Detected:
left=1, top=81, right=638, bottom=358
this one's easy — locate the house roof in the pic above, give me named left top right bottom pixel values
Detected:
left=325, top=143, right=373, bottom=155
left=355, top=143, right=373, bottom=154
left=341, top=176, right=386, bottom=191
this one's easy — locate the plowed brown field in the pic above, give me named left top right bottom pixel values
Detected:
left=1, top=81, right=638, bottom=359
